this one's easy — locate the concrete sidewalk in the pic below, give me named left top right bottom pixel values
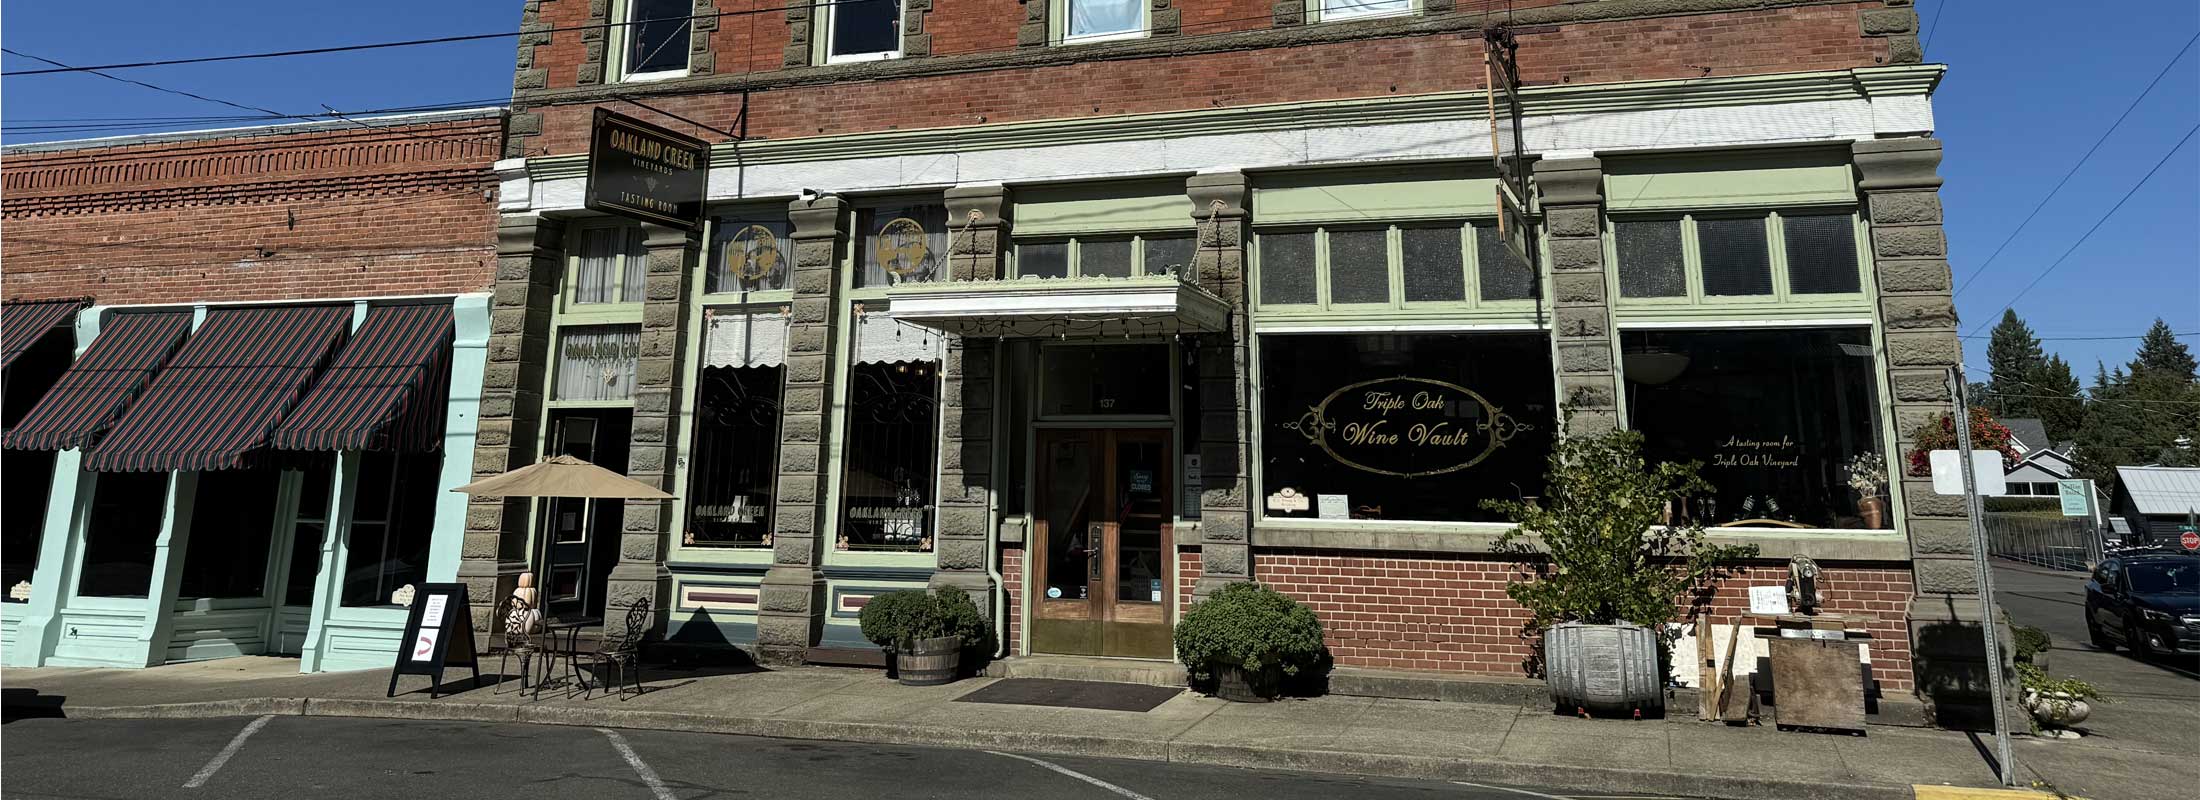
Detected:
left=1, top=657, right=2172, bottom=800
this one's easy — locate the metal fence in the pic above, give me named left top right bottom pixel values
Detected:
left=1983, top=513, right=2101, bottom=571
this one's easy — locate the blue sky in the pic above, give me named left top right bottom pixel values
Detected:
left=4, top=1, right=2195, bottom=378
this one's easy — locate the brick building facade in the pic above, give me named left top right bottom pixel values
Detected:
left=481, top=0, right=1979, bottom=720
left=2, top=110, right=507, bottom=672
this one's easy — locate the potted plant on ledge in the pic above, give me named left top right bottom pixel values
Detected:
left=1173, top=582, right=1328, bottom=702
left=1485, top=420, right=1757, bottom=717
left=2018, top=663, right=2102, bottom=737
left=859, top=587, right=991, bottom=686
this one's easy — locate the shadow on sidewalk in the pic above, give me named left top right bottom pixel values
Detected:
left=1, top=687, right=68, bottom=724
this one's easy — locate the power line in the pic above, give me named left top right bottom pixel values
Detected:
left=1921, top=0, right=1952, bottom=53
left=1951, top=31, right=2198, bottom=298
left=1, top=47, right=288, bottom=119
left=1962, top=120, right=2200, bottom=338
left=1961, top=331, right=2200, bottom=341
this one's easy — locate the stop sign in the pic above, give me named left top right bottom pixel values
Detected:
left=2182, top=531, right=2199, bottom=552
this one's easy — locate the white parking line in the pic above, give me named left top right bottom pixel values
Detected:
left=598, top=728, right=676, bottom=800
left=1451, top=782, right=1571, bottom=799
left=986, top=751, right=1158, bottom=800
left=182, top=715, right=274, bottom=789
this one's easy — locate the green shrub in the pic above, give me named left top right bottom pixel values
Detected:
left=2013, top=625, right=2052, bottom=664
left=1484, top=416, right=1758, bottom=632
left=1172, top=582, right=1328, bottom=680
left=857, top=587, right=992, bottom=652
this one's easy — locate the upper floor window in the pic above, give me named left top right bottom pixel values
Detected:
left=620, top=0, right=692, bottom=80
left=828, top=0, right=902, bottom=63
left=1611, top=211, right=1862, bottom=304
left=1316, top=0, right=1413, bottom=23
left=1064, top=0, right=1145, bottom=42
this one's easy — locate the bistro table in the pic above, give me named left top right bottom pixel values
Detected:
left=534, top=616, right=602, bottom=699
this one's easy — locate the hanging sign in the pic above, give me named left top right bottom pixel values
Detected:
left=585, top=108, right=710, bottom=230
left=385, top=582, right=480, bottom=699
left=1282, top=376, right=1527, bottom=478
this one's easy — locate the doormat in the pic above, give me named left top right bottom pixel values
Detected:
left=954, top=678, right=1182, bottom=712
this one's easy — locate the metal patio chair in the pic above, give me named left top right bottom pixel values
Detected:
left=491, top=595, right=542, bottom=697
left=584, top=597, right=652, bottom=700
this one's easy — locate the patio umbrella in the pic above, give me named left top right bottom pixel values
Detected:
left=452, top=455, right=671, bottom=620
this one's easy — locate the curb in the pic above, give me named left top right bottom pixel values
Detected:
left=10, top=696, right=1920, bottom=800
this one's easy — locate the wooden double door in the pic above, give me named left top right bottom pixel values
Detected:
left=1031, top=428, right=1174, bottom=659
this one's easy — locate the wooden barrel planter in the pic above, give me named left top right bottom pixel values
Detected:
left=1214, top=661, right=1281, bottom=703
left=1545, top=622, right=1662, bottom=717
left=896, top=635, right=963, bottom=686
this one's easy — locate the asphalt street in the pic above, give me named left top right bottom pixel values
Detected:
left=1990, top=559, right=2198, bottom=749
left=0, top=714, right=1695, bottom=800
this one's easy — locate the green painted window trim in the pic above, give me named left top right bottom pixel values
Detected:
left=1604, top=207, right=1875, bottom=319
left=1010, top=179, right=1192, bottom=236
left=560, top=219, right=649, bottom=316
left=1249, top=221, right=1539, bottom=318
left=668, top=213, right=795, bottom=558
left=1009, top=233, right=1193, bottom=279
left=1602, top=150, right=1857, bottom=212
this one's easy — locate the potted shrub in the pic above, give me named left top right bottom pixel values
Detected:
left=1485, top=420, right=1757, bottom=717
left=858, top=587, right=991, bottom=686
left=1904, top=406, right=2017, bottom=478
left=2018, top=663, right=2102, bottom=734
left=2013, top=625, right=2052, bottom=675
left=1845, top=452, right=1889, bottom=529
left=1173, top=582, right=1328, bottom=702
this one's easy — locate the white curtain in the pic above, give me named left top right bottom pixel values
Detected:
left=703, top=309, right=790, bottom=369
left=853, top=312, right=946, bottom=365
left=554, top=326, right=641, bottom=401
left=1068, top=0, right=1141, bottom=39
left=1322, top=0, right=1411, bottom=20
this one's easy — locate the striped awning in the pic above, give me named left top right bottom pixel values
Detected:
left=1, top=298, right=89, bottom=371
left=3, top=311, right=191, bottom=451
left=84, top=305, right=353, bottom=472
left=271, top=304, right=453, bottom=453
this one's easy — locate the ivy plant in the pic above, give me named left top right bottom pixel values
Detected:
left=1172, top=581, right=1327, bottom=679
left=1484, top=416, right=1758, bottom=633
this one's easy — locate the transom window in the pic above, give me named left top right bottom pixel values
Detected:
left=569, top=224, right=648, bottom=306
left=1063, top=0, right=1146, bottom=42
left=1255, top=222, right=1532, bottom=309
left=827, top=0, right=902, bottom=63
left=706, top=216, right=792, bottom=294
left=1315, top=0, right=1414, bottom=22
left=855, top=202, right=947, bottom=288
left=1611, top=211, right=1863, bottom=303
left=1013, top=234, right=1194, bottom=280
left=620, top=0, right=692, bottom=79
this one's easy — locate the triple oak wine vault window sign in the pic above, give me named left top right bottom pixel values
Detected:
left=585, top=108, right=710, bottom=230
left=1282, top=376, right=1529, bottom=479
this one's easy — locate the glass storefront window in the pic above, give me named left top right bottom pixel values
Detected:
left=283, top=460, right=335, bottom=607
left=1256, top=224, right=1523, bottom=309
left=1622, top=327, right=1889, bottom=530
left=77, top=471, right=170, bottom=598
left=1040, top=344, right=1170, bottom=416
left=555, top=325, right=642, bottom=402
left=1258, top=333, right=1555, bottom=523
left=1, top=449, right=55, bottom=600
left=178, top=466, right=282, bottom=599
left=684, top=366, right=782, bottom=548
left=707, top=217, right=792, bottom=293
left=839, top=360, right=940, bottom=551
left=856, top=202, right=947, bottom=287
left=342, top=452, right=441, bottom=607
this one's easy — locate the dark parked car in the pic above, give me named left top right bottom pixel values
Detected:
left=2085, top=551, right=2200, bottom=657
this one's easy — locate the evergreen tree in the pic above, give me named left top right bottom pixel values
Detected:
left=2131, top=318, right=2197, bottom=381
left=2031, top=354, right=2085, bottom=444
left=1984, top=310, right=2047, bottom=419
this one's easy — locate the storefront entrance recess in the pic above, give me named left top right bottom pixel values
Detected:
left=1032, top=428, right=1173, bottom=659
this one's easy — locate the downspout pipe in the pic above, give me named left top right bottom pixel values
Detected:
left=986, top=338, right=1007, bottom=659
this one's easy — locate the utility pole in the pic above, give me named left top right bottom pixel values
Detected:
left=1950, top=365, right=2017, bottom=787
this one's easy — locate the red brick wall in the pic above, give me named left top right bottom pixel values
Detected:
left=1, top=117, right=502, bottom=306
left=1248, top=550, right=1915, bottom=691
left=519, top=3, right=1889, bottom=154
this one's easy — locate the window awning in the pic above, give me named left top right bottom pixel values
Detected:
left=3, top=311, right=191, bottom=452
left=84, top=305, right=353, bottom=472
left=271, top=304, right=453, bottom=453
left=1, top=298, right=89, bottom=371
left=883, top=276, right=1230, bottom=339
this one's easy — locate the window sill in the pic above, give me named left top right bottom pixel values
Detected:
left=1312, top=9, right=1417, bottom=24
left=618, top=69, right=690, bottom=84
left=826, top=51, right=901, bottom=65
left=1057, top=30, right=1148, bottom=47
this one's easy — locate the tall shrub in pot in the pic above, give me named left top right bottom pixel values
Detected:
left=1484, top=420, right=1756, bottom=716
left=858, top=587, right=991, bottom=686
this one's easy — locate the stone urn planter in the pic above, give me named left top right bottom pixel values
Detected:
left=2023, top=689, right=2092, bottom=730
